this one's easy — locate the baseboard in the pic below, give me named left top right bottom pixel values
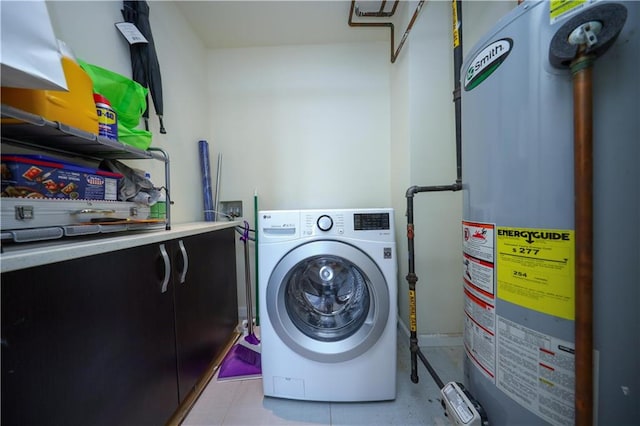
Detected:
left=397, top=316, right=463, bottom=347
left=166, top=331, right=241, bottom=426
left=238, top=306, right=247, bottom=321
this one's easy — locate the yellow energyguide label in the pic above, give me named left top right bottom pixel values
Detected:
left=550, top=0, right=586, bottom=23
left=496, top=227, right=575, bottom=320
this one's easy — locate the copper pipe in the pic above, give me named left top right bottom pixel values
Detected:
left=393, top=1, right=424, bottom=63
left=355, top=0, right=399, bottom=17
left=571, top=52, right=594, bottom=426
left=379, top=0, right=388, bottom=14
left=349, top=0, right=425, bottom=63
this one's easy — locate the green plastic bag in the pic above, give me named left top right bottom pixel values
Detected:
left=117, top=123, right=152, bottom=151
left=78, top=59, right=148, bottom=129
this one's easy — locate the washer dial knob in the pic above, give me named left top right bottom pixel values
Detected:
left=317, top=215, right=333, bottom=232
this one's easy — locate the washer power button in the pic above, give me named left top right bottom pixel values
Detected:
left=317, top=215, right=333, bottom=232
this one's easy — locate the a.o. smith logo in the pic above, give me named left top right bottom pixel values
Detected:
left=464, top=38, right=512, bottom=91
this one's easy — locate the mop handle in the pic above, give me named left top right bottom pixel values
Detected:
left=240, top=221, right=254, bottom=335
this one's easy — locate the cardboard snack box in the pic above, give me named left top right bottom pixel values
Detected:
left=1, top=155, right=122, bottom=201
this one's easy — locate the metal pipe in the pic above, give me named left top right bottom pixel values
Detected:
left=406, top=188, right=450, bottom=389
left=548, top=6, right=627, bottom=423
left=348, top=0, right=425, bottom=63
left=571, top=52, right=595, bottom=426
left=417, top=346, right=445, bottom=389
left=452, top=0, right=463, bottom=184
left=404, top=0, right=464, bottom=387
left=348, top=1, right=394, bottom=61
left=406, top=183, right=461, bottom=384
left=148, top=146, right=171, bottom=230
left=379, top=0, right=387, bottom=14
left=406, top=193, right=419, bottom=383
left=393, top=1, right=425, bottom=63
left=406, top=184, right=461, bottom=197
left=243, top=229, right=255, bottom=338
left=355, top=0, right=399, bottom=17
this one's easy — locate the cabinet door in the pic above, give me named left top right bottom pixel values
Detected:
left=173, top=228, right=238, bottom=401
left=1, top=243, right=179, bottom=426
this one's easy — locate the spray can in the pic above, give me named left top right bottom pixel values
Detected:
left=93, top=93, right=118, bottom=141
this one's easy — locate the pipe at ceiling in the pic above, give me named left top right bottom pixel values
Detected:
left=348, top=0, right=425, bottom=63
left=355, top=0, right=399, bottom=17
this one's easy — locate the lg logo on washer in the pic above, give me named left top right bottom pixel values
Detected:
left=261, top=212, right=299, bottom=238
left=262, top=214, right=295, bottom=228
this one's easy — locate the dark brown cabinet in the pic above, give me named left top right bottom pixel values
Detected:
left=173, top=228, right=238, bottom=402
left=1, top=228, right=238, bottom=425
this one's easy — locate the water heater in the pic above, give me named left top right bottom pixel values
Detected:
left=461, top=1, right=638, bottom=425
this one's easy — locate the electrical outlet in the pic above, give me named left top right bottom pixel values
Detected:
left=220, top=200, right=243, bottom=219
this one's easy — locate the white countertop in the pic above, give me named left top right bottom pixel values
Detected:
left=1, top=221, right=241, bottom=273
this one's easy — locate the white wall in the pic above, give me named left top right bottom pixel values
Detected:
left=46, top=1, right=211, bottom=224
left=392, top=0, right=516, bottom=340
left=207, top=43, right=391, bottom=213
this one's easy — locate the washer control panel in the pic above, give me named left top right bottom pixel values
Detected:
left=260, top=209, right=394, bottom=241
left=317, top=215, right=333, bottom=231
left=354, top=212, right=390, bottom=231
left=304, top=212, right=344, bottom=235
left=301, top=211, right=392, bottom=238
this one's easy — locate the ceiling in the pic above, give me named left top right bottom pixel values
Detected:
left=175, top=1, right=398, bottom=49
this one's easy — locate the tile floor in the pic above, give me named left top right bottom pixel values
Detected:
left=182, top=326, right=464, bottom=426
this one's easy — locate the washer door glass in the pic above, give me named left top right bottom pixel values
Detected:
left=267, top=240, right=389, bottom=363
left=285, top=254, right=370, bottom=342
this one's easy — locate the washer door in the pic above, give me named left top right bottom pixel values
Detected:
left=266, top=240, right=390, bottom=363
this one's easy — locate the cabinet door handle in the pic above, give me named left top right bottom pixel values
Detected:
left=178, top=240, right=189, bottom=284
left=159, top=243, right=171, bottom=293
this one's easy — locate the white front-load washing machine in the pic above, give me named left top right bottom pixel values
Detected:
left=258, top=208, right=397, bottom=402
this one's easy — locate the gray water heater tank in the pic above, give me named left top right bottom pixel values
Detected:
left=461, top=1, right=638, bottom=425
